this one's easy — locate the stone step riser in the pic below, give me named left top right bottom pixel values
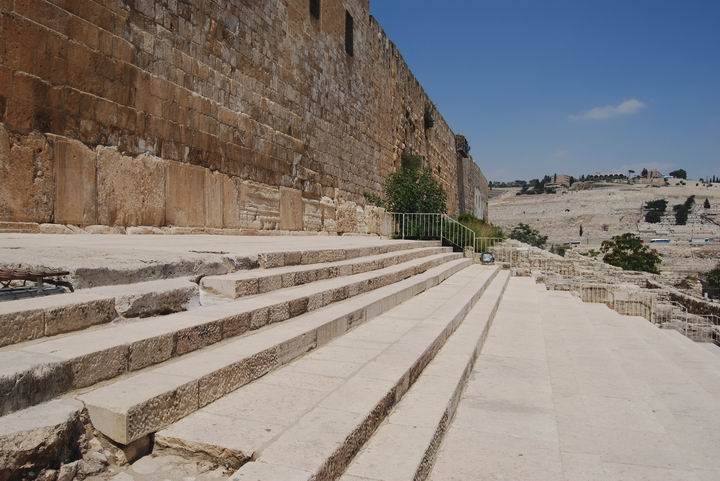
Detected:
left=257, top=241, right=440, bottom=269
left=0, top=283, right=199, bottom=348
left=229, top=268, right=501, bottom=481
left=1, top=254, right=461, bottom=417
left=202, top=247, right=451, bottom=299
left=81, top=259, right=475, bottom=445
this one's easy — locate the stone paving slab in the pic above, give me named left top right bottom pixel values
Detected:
left=154, top=265, right=499, bottom=480
left=79, top=258, right=474, bottom=444
left=2, top=253, right=460, bottom=416
left=431, top=278, right=720, bottom=480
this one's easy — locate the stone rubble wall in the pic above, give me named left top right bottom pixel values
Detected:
left=0, top=0, right=474, bottom=233
left=458, top=155, right=488, bottom=221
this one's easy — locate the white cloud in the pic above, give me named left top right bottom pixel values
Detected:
left=570, top=98, right=646, bottom=121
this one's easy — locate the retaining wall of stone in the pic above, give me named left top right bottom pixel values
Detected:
left=0, top=0, right=474, bottom=233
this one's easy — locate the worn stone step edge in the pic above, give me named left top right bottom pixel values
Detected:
left=227, top=267, right=499, bottom=481
left=341, top=271, right=511, bottom=481
left=79, top=259, right=479, bottom=445
left=0, top=399, right=86, bottom=481
left=202, top=246, right=451, bottom=298
left=0, top=277, right=199, bottom=349
left=257, top=241, right=440, bottom=269
left=1, top=253, right=461, bottom=417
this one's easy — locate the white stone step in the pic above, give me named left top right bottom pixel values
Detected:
left=1, top=253, right=460, bottom=416
left=340, top=271, right=510, bottom=481
left=430, top=277, right=559, bottom=481
left=202, top=246, right=450, bottom=298
left=78, top=258, right=476, bottom=445
left=0, top=277, right=199, bottom=348
left=153, top=265, right=499, bottom=480
left=255, top=241, right=440, bottom=269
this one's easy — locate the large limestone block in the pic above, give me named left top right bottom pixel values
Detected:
left=365, top=206, right=386, bottom=235
left=222, top=175, right=245, bottom=229
left=0, top=125, right=54, bottom=223
left=53, top=136, right=97, bottom=226
left=205, top=171, right=225, bottom=228
left=0, top=399, right=84, bottom=481
left=165, top=162, right=206, bottom=227
left=336, top=201, right=363, bottom=234
left=302, top=199, right=323, bottom=232
left=240, top=180, right=280, bottom=230
left=96, top=147, right=166, bottom=226
left=279, top=187, right=303, bottom=231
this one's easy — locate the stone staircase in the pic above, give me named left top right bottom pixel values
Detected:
left=0, top=240, right=508, bottom=480
left=5, top=240, right=720, bottom=481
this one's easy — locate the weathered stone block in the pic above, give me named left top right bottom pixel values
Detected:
left=303, top=199, right=323, bottom=231
left=53, top=136, right=97, bottom=226
left=129, top=334, right=174, bottom=371
left=175, top=322, right=222, bottom=355
left=0, top=125, right=54, bottom=223
left=96, top=148, right=166, bottom=226
left=205, top=170, right=225, bottom=228
left=240, top=180, right=280, bottom=230
left=0, top=309, right=44, bottom=347
left=0, top=399, right=84, bottom=481
left=279, top=186, right=303, bottom=231
left=44, top=298, right=117, bottom=337
left=165, top=162, right=206, bottom=227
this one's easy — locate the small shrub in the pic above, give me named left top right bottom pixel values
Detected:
left=456, top=213, right=505, bottom=239
left=510, top=223, right=548, bottom=249
left=363, top=192, right=385, bottom=208
left=645, top=199, right=668, bottom=212
left=704, top=198, right=711, bottom=209
left=706, top=264, right=720, bottom=290
left=600, top=233, right=662, bottom=274
left=384, top=165, right=447, bottom=214
left=645, top=210, right=662, bottom=223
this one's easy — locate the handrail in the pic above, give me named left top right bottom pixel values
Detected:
left=385, top=213, right=476, bottom=251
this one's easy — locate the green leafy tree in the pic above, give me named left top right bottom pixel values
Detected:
left=384, top=165, right=447, bottom=214
left=600, top=233, right=662, bottom=274
left=509, top=223, right=548, bottom=248
left=669, top=169, right=687, bottom=179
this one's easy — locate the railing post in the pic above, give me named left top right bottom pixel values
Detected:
left=402, top=213, right=405, bottom=239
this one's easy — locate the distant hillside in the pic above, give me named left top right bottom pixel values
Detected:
left=489, top=181, right=720, bottom=247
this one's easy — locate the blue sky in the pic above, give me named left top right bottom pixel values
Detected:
left=371, top=0, right=720, bottom=181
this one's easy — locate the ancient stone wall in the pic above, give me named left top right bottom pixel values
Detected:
left=0, top=0, right=464, bottom=233
left=455, top=135, right=488, bottom=221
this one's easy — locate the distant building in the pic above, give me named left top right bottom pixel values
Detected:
left=554, top=175, right=571, bottom=188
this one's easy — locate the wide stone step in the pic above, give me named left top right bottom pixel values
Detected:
left=154, top=265, right=499, bottom=480
left=201, top=246, right=451, bottom=298
left=1, top=252, right=460, bottom=416
left=0, top=277, right=199, bottom=348
left=340, top=271, right=510, bottom=481
left=79, top=258, right=476, bottom=445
